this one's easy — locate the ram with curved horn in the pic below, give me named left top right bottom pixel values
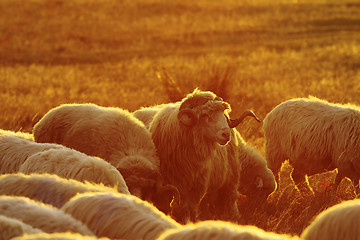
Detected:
left=146, top=88, right=266, bottom=223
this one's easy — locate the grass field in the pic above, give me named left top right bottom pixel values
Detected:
left=1, top=0, right=360, bottom=236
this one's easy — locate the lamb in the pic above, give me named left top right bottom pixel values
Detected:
left=0, top=132, right=64, bottom=174
left=263, top=97, right=360, bottom=184
left=19, top=148, right=130, bottom=195
left=11, top=232, right=110, bottom=240
left=0, top=215, right=43, bottom=240
left=33, top=103, right=179, bottom=214
left=156, top=220, right=300, bottom=240
left=0, top=173, right=118, bottom=208
left=148, top=88, right=260, bottom=222
left=0, top=195, right=94, bottom=235
left=61, top=192, right=181, bottom=240
left=301, top=199, right=360, bottom=240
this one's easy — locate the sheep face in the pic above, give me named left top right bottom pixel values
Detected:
left=200, top=111, right=232, bottom=145
left=238, top=152, right=277, bottom=199
left=178, top=90, right=232, bottom=146
left=178, top=108, right=232, bottom=146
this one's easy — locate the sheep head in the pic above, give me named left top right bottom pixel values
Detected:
left=177, top=89, right=233, bottom=145
left=177, top=89, right=261, bottom=145
left=238, top=153, right=277, bottom=199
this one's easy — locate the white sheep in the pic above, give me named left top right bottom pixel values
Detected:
left=11, top=232, right=110, bottom=240
left=0, top=132, right=64, bottom=174
left=301, top=199, right=360, bottom=240
left=61, top=192, right=181, bottom=240
left=33, top=103, right=179, bottom=214
left=156, top=220, right=300, bottom=240
left=19, top=148, right=130, bottom=194
left=0, top=195, right=94, bottom=235
left=0, top=215, right=43, bottom=240
left=263, top=97, right=360, bottom=184
left=148, top=88, right=260, bottom=222
left=0, top=173, right=118, bottom=208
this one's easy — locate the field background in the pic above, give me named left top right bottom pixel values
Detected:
left=1, top=0, right=360, bottom=236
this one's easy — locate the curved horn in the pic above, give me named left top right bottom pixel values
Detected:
left=227, top=109, right=261, bottom=128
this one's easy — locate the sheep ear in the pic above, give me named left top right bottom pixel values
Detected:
left=178, top=108, right=198, bottom=126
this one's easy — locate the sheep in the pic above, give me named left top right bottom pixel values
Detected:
left=0, top=132, right=64, bottom=174
left=19, top=148, right=130, bottom=194
left=61, top=192, right=181, bottom=240
left=11, top=233, right=110, bottom=240
left=0, top=195, right=94, bottom=235
left=33, top=103, right=179, bottom=214
left=0, top=173, right=118, bottom=208
left=236, top=129, right=277, bottom=199
left=133, top=104, right=168, bottom=129
left=134, top=94, right=274, bottom=218
left=148, top=88, right=260, bottom=222
left=263, top=97, right=360, bottom=185
left=0, top=215, right=43, bottom=240
left=11, top=232, right=110, bottom=240
left=156, top=220, right=300, bottom=240
left=301, top=199, right=360, bottom=240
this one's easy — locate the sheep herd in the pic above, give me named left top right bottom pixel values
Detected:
left=1, top=88, right=360, bottom=240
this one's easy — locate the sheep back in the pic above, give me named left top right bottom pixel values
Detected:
left=34, top=103, right=160, bottom=168
left=157, top=220, right=299, bottom=240
left=11, top=232, right=110, bottom=240
left=301, top=199, right=360, bottom=240
left=0, top=134, right=64, bottom=174
left=0, top=173, right=118, bottom=208
left=0, top=195, right=94, bottom=235
left=62, top=192, right=180, bottom=240
left=0, top=215, right=43, bottom=240
left=19, top=148, right=130, bottom=194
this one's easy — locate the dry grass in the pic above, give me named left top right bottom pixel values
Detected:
left=1, top=0, right=360, bottom=236
left=237, top=161, right=358, bottom=235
